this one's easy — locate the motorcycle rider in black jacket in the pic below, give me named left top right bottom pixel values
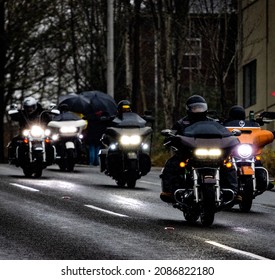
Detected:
left=160, top=95, right=241, bottom=203
left=8, top=96, right=52, bottom=162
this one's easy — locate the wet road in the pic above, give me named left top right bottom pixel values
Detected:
left=0, top=164, right=275, bottom=260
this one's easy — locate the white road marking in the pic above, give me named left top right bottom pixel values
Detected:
left=9, top=183, right=40, bottom=192
left=139, top=180, right=160, bottom=186
left=84, top=204, right=129, bottom=217
left=206, top=240, right=270, bottom=260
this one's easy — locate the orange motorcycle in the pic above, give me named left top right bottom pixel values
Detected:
left=225, top=111, right=275, bottom=212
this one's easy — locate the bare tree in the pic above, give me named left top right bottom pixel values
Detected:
left=148, top=0, right=189, bottom=127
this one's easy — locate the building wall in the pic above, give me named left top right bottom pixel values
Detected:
left=238, top=0, right=275, bottom=133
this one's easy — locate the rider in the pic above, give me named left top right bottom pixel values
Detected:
left=160, top=94, right=241, bottom=203
left=9, top=96, right=52, bottom=129
left=117, top=100, right=132, bottom=118
left=8, top=96, right=52, bottom=162
left=224, top=105, right=274, bottom=191
left=223, top=105, right=259, bottom=127
left=111, top=100, right=147, bottom=127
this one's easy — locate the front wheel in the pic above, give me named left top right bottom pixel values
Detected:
left=23, top=168, right=33, bottom=178
left=184, top=212, right=200, bottom=223
left=126, top=178, right=137, bottom=188
left=33, top=168, right=43, bottom=178
left=66, top=149, right=76, bottom=172
left=200, top=187, right=216, bottom=226
left=239, top=177, right=253, bottom=212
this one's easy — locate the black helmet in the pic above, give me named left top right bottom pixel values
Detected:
left=117, top=100, right=132, bottom=115
left=186, top=95, right=208, bottom=120
left=228, top=105, right=246, bottom=120
left=23, top=96, right=38, bottom=115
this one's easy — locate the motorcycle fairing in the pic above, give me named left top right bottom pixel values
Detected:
left=227, top=127, right=274, bottom=154
left=104, top=126, right=153, bottom=139
left=174, top=121, right=240, bottom=152
left=111, top=112, right=147, bottom=128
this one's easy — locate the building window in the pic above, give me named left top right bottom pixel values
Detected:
left=243, top=60, right=256, bottom=108
left=183, top=38, right=202, bottom=69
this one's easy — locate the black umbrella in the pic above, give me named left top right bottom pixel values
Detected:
left=58, top=94, right=93, bottom=115
left=80, top=91, right=117, bottom=117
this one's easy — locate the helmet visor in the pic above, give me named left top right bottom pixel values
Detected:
left=186, top=102, right=208, bottom=113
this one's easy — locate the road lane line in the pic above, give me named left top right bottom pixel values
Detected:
left=84, top=204, right=129, bottom=217
left=9, top=183, right=40, bottom=192
left=139, top=180, right=160, bottom=186
left=205, top=240, right=270, bottom=260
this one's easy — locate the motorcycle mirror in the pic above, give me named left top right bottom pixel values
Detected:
left=231, top=129, right=242, bottom=136
left=50, top=109, right=60, bottom=115
left=49, top=103, right=57, bottom=110
left=8, top=109, right=19, bottom=115
left=161, top=129, right=173, bottom=136
left=263, top=119, right=274, bottom=124
left=8, top=104, right=18, bottom=111
left=259, top=111, right=275, bottom=119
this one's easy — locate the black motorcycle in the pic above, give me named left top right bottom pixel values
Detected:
left=99, top=112, right=152, bottom=188
left=161, top=121, right=240, bottom=226
left=7, top=107, right=56, bottom=178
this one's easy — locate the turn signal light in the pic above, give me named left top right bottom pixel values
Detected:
left=225, top=162, right=232, bottom=168
left=256, top=155, right=261, bottom=161
left=179, top=161, right=186, bottom=168
left=23, top=138, right=28, bottom=144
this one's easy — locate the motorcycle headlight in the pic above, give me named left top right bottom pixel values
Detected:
left=237, top=144, right=253, bottom=158
left=142, top=143, right=150, bottom=151
left=120, top=135, right=141, bottom=145
left=60, top=126, right=78, bottom=134
left=45, top=129, right=51, bottom=136
left=22, top=129, right=29, bottom=137
left=30, top=125, right=44, bottom=137
left=195, top=148, right=222, bottom=158
left=52, top=134, right=59, bottom=141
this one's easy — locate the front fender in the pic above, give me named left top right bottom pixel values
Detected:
left=65, top=141, right=75, bottom=149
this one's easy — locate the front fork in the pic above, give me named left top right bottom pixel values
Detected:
left=192, top=168, right=233, bottom=206
left=28, top=140, right=46, bottom=163
left=233, top=158, right=269, bottom=193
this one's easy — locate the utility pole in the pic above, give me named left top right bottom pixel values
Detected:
left=107, top=0, right=114, bottom=98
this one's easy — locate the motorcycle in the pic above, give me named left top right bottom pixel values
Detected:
left=161, top=121, right=240, bottom=226
left=47, top=112, right=87, bottom=172
left=99, top=112, right=153, bottom=188
left=225, top=111, right=275, bottom=212
left=7, top=107, right=57, bottom=178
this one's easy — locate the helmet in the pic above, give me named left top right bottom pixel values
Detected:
left=228, top=105, right=245, bottom=120
left=186, top=95, right=208, bottom=120
left=23, top=96, right=38, bottom=115
left=117, top=100, right=132, bottom=115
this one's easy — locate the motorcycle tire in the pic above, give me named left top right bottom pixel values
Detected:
left=115, top=179, right=126, bottom=187
left=23, top=168, right=33, bottom=178
left=66, top=149, right=75, bottom=172
left=200, top=187, right=215, bottom=226
left=58, top=162, right=66, bottom=171
left=34, top=168, right=43, bottom=178
left=239, top=177, right=253, bottom=213
left=126, top=178, right=137, bottom=188
left=184, top=212, right=200, bottom=223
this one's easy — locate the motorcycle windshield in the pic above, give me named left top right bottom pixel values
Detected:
left=179, top=121, right=240, bottom=149
left=183, top=121, right=232, bottom=138
left=112, top=112, right=146, bottom=128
